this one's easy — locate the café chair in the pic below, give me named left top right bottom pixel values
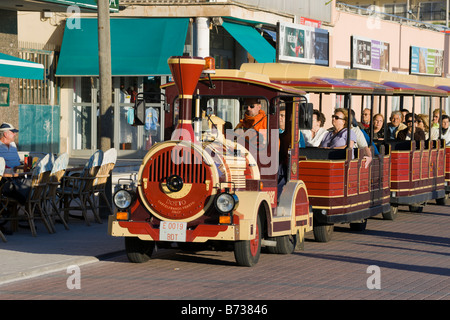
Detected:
left=91, top=148, right=117, bottom=220
left=5, top=154, right=55, bottom=237
left=58, top=150, right=103, bottom=226
left=44, top=153, right=70, bottom=231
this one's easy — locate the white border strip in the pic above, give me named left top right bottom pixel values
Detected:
left=0, top=59, right=44, bottom=70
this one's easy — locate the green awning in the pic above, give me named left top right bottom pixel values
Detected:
left=0, top=52, right=44, bottom=80
left=221, top=21, right=276, bottom=63
left=56, top=18, right=189, bottom=77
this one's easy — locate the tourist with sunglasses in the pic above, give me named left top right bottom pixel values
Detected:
left=320, top=108, right=356, bottom=149
left=397, top=113, right=425, bottom=141
left=235, top=98, right=267, bottom=133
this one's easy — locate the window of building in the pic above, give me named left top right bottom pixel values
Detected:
left=18, top=48, right=55, bottom=105
left=420, top=1, right=447, bottom=21
left=210, top=26, right=236, bottom=69
left=384, top=3, right=407, bottom=19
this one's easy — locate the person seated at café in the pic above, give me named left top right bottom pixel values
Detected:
left=0, top=123, right=30, bottom=234
left=0, top=123, right=32, bottom=201
left=397, top=113, right=426, bottom=141
left=0, top=123, right=21, bottom=170
left=301, top=109, right=327, bottom=147
left=387, top=111, right=407, bottom=140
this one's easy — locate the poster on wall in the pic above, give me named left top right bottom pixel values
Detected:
left=351, top=35, right=390, bottom=72
left=410, top=46, right=444, bottom=76
left=0, top=84, right=9, bottom=107
left=277, top=21, right=329, bottom=66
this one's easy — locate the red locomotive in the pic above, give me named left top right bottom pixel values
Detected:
left=109, top=56, right=313, bottom=266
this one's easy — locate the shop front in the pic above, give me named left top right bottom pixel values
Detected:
left=56, top=17, right=189, bottom=158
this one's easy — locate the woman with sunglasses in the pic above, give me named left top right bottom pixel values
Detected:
left=397, top=113, right=425, bottom=141
left=320, top=108, right=356, bottom=149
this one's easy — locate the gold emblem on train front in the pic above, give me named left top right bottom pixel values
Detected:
left=161, top=182, right=193, bottom=199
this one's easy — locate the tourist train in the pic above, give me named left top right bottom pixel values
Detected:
left=108, top=57, right=449, bottom=266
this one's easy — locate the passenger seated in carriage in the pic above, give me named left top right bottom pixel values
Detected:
left=301, top=109, right=327, bottom=147
left=372, top=113, right=385, bottom=140
left=320, top=108, right=356, bottom=150
left=397, top=113, right=425, bottom=141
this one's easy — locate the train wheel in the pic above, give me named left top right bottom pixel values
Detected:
left=436, top=194, right=448, bottom=206
left=382, top=205, right=398, bottom=220
left=313, top=223, right=334, bottom=242
left=234, top=215, right=261, bottom=267
left=350, top=219, right=367, bottom=231
left=125, top=237, right=154, bottom=263
left=409, top=203, right=424, bottom=213
left=267, top=235, right=296, bottom=254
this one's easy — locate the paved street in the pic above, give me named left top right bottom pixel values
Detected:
left=0, top=201, right=448, bottom=303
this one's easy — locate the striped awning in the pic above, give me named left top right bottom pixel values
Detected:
left=0, top=52, right=44, bottom=80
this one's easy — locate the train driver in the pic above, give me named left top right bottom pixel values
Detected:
left=235, top=98, right=267, bottom=145
left=235, top=98, right=267, bottom=133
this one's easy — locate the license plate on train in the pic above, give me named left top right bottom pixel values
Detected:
left=159, top=221, right=187, bottom=242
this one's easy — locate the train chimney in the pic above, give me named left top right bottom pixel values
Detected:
left=168, top=56, right=206, bottom=141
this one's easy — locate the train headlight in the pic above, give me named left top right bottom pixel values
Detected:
left=214, top=192, right=239, bottom=214
left=113, top=189, right=135, bottom=210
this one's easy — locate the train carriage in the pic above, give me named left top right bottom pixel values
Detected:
left=429, top=83, right=450, bottom=203
left=380, top=81, right=446, bottom=212
left=241, top=62, right=448, bottom=236
left=109, top=57, right=313, bottom=267
left=241, top=63, right=394, bottom=242
left=353, top=70, right=448, bottom=213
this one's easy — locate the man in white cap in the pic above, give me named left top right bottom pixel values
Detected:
left=0, top=122, right=21, bottom=170
left=0, top=123, right=23, bottom=234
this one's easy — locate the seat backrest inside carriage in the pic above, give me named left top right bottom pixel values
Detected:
left=298, top=147, right=348, bottom=160
left=424, top=139, right=443, bottom=149
left=387, top=140, right=415, bottom=151
left=374, top=142, right=389, bottom=156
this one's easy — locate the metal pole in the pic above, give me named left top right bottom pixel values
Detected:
left=97, top=0, right=113, bottom=217
left=98, top=0, right=112, bottom=151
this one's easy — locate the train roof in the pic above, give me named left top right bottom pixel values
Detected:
left=415, top=75, right=450, bottom=96
left=269, top=77, right=394, bottom=95
left=381, top=81, right=447, bottom=97
left=240, top=63, right=393, bottom=95
left=161, top=69, right=307, bottom=96
left=436, top=85, right=450, bottom=94
left=348, top=69, right=448, bottom=97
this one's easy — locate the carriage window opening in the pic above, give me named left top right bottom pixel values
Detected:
left=202, top=98, right=268, bottom=134
left=206, top=98, right=240, bottom=129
